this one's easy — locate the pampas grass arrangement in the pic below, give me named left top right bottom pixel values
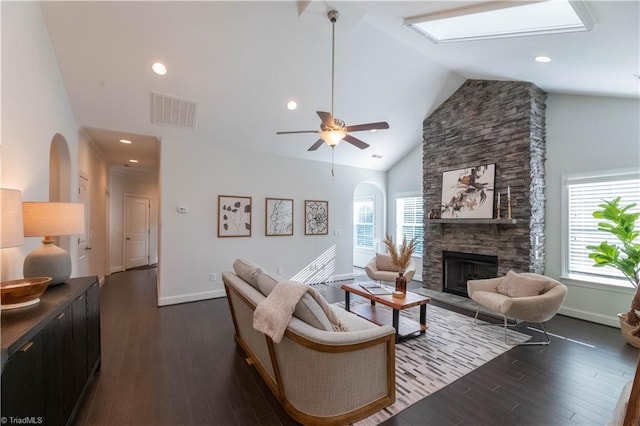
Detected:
left=383, top=234, right=417, bottom=273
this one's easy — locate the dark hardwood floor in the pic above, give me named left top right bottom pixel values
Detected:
left=74, top=268, right=639, bottom=426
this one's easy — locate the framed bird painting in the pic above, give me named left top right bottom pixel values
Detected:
left=440, top=164, right=495, bottom=219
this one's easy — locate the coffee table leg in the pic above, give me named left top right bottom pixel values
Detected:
left=345, top=291, right=351, bottom=312
left=392, top=309, right=400, bottom=338
left=420, top=304, right=427, bottom=326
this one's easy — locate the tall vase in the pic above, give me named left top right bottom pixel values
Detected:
left=395, top=271, right=407, bottom=293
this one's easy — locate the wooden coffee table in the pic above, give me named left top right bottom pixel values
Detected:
left=341, top=282, right=431, bottom=343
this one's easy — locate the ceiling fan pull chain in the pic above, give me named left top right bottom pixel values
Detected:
left=331, top=146, right=335, bottom=177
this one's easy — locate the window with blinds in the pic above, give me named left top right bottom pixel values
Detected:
left=566, top=171, right=640, bottom=284
left=353, top=197, right=374, bottom=249
left=396, top=197, right=424, bottom=256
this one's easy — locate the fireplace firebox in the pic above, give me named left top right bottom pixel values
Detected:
left=442, top=251, right=498, bottom=297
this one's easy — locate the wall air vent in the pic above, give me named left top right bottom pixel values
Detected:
left=151, top=92, right=198, bottom=129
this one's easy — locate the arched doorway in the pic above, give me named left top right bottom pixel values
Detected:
left=49, top=134, right=74, bottom=257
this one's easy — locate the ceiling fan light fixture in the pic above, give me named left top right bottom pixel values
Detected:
left=321, top=129, right=346, bottom=146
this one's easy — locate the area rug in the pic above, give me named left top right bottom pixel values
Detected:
left=334, top=300, right=531, bottom=425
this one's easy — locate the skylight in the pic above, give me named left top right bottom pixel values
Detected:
left=405, top=0, right=593, bottom=43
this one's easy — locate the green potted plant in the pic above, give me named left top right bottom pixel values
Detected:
left=587, top=197, right=640, bottom=347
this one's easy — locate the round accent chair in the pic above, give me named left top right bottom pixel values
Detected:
left=467, top=271, right=568, bottom=345
left=364, top=253, right=416, bottom=283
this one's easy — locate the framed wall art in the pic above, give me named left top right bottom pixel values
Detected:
left=440, top=163, right=495, bottom=219
left=218, top=195, right=252, bottom=237
left=304, top=200, right=328, bottom=235
left=265, top=198, right=293, bottom=236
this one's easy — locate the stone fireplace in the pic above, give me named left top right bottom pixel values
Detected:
left=422, top=80, right=547, bottom=291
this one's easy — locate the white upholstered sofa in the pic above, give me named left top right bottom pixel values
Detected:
left=223, top=259, right=396, bottom=425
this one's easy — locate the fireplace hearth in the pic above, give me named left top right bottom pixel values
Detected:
left=442, top=251, right=498, bottom=297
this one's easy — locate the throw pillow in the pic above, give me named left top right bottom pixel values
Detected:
left=256, top=272, right=333, bottom=331
left=376, top=253, right=399, bottom=272
left=497, top=270, right=549, bottom=298
left=256, top=270, right=281, bottom=296
left=233, top=258, right=263, bottom=289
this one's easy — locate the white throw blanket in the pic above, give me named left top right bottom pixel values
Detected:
left=253, top=280, right=347, bottom=343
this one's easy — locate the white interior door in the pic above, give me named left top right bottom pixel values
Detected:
left=77, top=175, right=90, bottom=276
left=124, top=195, right=150, bottom=269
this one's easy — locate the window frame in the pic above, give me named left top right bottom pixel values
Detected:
left=353, top=196, right=375, bottom=250
left=395, top=195, right=424, bottom=257
left=561, top=168, right=640, bottom=290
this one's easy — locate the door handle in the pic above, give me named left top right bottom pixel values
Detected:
left=85, top=246, right=92, bottom=251
left=126, top=237, right=131, bottom=240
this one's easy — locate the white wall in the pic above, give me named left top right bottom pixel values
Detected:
left=109, top=171, right=159, bottom=273
left=546, top=94, right=640, bottom=326
left=1, top=2, right=82, bottom=281
left=387, top=144, right=424, bottom=282
left=158, top=141, right=385, bottom=306
left=78, top=132, right=110, bottom=281
left=353, top=182, right=386, bottom=268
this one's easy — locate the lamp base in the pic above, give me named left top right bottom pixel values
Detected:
left=23, top=241, right=71, bottom=285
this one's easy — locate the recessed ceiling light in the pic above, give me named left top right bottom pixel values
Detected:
left=286, top=100, right=298, bottom=110
left=119, top=139, right=132, bottom=144
left=405, top=0, right=593, bottom=43
left=535, top=56, right=552, bottom=63
left=152, top=62, right=167, bottom=76
left=129, top=159, right=139, bottom=163
left=370, top=129, right=377, bottom=133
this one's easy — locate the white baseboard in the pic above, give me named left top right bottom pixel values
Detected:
left=157, top=289, right=225, bottom=306
left=559, top=306, right=620, bottom=328
left=326, top=273, right=355, bottom=283
left=110, top=266, right=124, bottom=274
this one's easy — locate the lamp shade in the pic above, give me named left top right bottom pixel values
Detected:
left=1, top=189, right=25, bottom=248
left=23, top=202, right=85, bottom=237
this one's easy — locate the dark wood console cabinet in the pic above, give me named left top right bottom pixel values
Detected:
left=1, top=276, right=101, bottom=426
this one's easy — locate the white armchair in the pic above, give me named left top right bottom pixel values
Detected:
left=467, top=271, right=567, bottom=345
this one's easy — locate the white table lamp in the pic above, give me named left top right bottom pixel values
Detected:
left=23, top=202, right=85, bottom=285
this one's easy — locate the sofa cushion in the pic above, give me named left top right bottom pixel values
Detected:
left=497, top=270, right=549, bottom=298
left=256, top=272, right=333, bottom=331
left=233, top=258, right=263, bottom=289
left=376, top=253, right=399, bottom=272
left=256, top=270, right=281, bottom=296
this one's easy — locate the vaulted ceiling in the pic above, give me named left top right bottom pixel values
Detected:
left=39, top=1, right=639, bottom=176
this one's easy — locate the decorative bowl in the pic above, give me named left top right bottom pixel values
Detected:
left=1, top=277, right=52, bottom=310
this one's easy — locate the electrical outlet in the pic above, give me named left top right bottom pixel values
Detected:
left=209, top=273, right=217, bottom=282
left=276, top=266, right=283, bottom=274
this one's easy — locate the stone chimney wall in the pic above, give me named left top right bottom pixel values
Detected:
left=422, top=80, right=547, bottom=291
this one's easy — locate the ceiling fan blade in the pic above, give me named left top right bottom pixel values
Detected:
left=316, top=111, right=335, bottom=127
left=346, top=121, right=389, bottom=132
left=308, top=139, right=325, bottom=151
left=276, top=130, right=320, bottom=135
left=343, top=134, right=369, bottom=150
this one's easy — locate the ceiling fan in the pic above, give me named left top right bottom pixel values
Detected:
left=276, top=10, right=389, bottom=175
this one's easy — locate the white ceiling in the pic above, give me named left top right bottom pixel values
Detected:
left=39, top=1, right=640, bottom=175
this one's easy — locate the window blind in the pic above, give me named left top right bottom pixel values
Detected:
left=354, top=198, right=374, bottom=249
left=567, top=175, right=640, bottom=281
left=396, top=197, right=424, bottom=255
